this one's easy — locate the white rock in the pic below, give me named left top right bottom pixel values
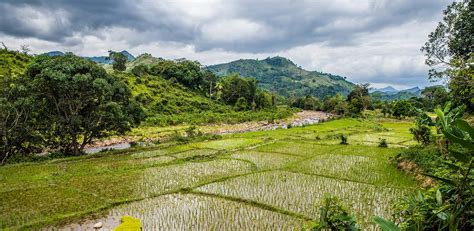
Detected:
left=93, top=222, right=103, bottom=229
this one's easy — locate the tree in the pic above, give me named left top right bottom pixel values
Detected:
left=255, top=90, right=273, bottom=109
left=130, top=64, right=149, bottom=77
left=322, top=93, right=347, bottom=115
left=421, top=85, right=449, bottom=110
left=219, top=74, right=256, bottom=107
left=347, top=83, right=371, bottom=114
left=421, top=0, right=473, bottom=111
left=108, top=51, right=127, bottom=71
left=304, top=95, right=321, bottom=110
left=25, top=54, right=143, bottom=155
left=392, top=100, right=413, bottom=118
left=0, top=75, right=40, bottom=164
left=234, top=97, right=248, bottom=111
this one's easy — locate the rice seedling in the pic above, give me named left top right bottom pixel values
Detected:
left=138, top=159, right=254, bottom=196
left=197, top=171, right=413, bottom=229
left=0, top=117, right=419, bottom=229
left=190, top=138, right=263, bottom=150
left=287, top=153, right=415, bottom=187
left=230, top=151, right=301, bottom=169
left=55, top=193, right=305, bottom=230
left=172, top=149, right=219, bottom=159
left=256, top=141, right=338, bottom=156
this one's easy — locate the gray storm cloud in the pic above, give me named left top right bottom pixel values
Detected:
left=0, top=0, right=452, bottom=87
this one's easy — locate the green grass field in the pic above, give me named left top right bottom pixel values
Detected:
left=0, top=118, right=418, bottom=230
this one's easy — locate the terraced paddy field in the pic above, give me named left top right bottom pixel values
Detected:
left=0, top=118, right=418, bottom=230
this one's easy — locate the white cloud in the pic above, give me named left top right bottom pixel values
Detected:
left=200, top=19, right=272, bottom=43
left=0, top=0, right=452, bottom=88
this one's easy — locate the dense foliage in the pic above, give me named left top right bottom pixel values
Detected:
left=1, top=51, right=144, bottom=162
left=108, top=50, right=127, bottom=71
left=306, top=194, right=359, bottom=230
left=421, top=0, right=473, bottom=112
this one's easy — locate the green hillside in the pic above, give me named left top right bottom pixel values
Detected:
left=206, top=56, right=355, bottom=98
left=0, top=49, right=31, bottom=77
left=117, top=72, right=229, bottom=115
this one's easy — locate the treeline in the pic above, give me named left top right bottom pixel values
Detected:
left=289, top=84, right=371, bottom=117
left=288, top=83, right=464, bottom=120
left=0, top=49, right=283, bottom=163
left=129, top=59, right=278, bottom=111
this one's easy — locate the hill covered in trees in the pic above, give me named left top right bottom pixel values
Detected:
left=206, top=56, right=355, bottom=98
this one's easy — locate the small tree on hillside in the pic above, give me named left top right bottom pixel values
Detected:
left=108, top=51, right=127, bottom=71
left=347, top=84, right=371, bottom=115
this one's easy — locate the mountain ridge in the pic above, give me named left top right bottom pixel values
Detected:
left=206, top=56, right=355, bottom=98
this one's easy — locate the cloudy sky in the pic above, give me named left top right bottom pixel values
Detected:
left=0, top=0, right=452, bottom=89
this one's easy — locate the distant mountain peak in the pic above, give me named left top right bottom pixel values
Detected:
left=118, top=50, right=135, bottom=61
left=44, top=51, right=65, bottom=57
left=206, top=56, right=355, bottom=98
left=369, top=86, right=399, bottom=94
left=264, top=56, right=295, bottom=67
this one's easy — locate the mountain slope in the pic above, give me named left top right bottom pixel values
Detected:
left=370, top=86, right=422, bottom=101
left=206, top=56, right=355, bottom=98
left=0, top=49, right=31, bottom=77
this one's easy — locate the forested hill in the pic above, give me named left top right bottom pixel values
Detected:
left=206, top=56, right=355, bottom=98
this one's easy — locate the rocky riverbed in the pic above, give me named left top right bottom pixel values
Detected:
left=84, top=111, right=332, bottom=153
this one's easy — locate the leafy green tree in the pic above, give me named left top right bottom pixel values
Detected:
left=0, top=75, right=40, bottom=164
left=346, top=84, right=371, bottom=115
left=255, top=90, right=273, bottom=109
left=322, top=93, right=348, bottom=115
left=421, top=0, right=473, bottom=111
left=392, top=100, right=414, bottom=118
left=421, top=85, right=449, bottom=111
left=304, top=95, right=321, bottom=110
left=396, top=108, right=473, bottom=230
left=25, top=54, right=143, bottom=155
left=0, top=49, right=38, bottom=164
left=108, top=51, right=127, bottom=71
left=234, top=97, right=248, bottom=111
left=219, top=74, right=256, bottom=107
left=130, top=64, right=149, bottom=77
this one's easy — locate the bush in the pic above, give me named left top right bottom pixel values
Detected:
left=378, top=138, right=388, bottom=148
left=410, top=125, right=431, bottom=145
left=339, top=134, right=348, bottom=145
left=305, top=194, right=359, bottom=230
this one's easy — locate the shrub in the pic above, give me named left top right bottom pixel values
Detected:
left=410, top=125, right=431, bottom=145
left=378, top=138, right=388, bottom=148
left=305, top=194, right=359, bottom=230
left=339, top=134, right=348, bottom=145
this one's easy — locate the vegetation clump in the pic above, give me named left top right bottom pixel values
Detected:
left=378, top=138, right=388, bottom=148
left=305, top=194, right=359, bottom=230
left=339, top=134, right=348, bottom=145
